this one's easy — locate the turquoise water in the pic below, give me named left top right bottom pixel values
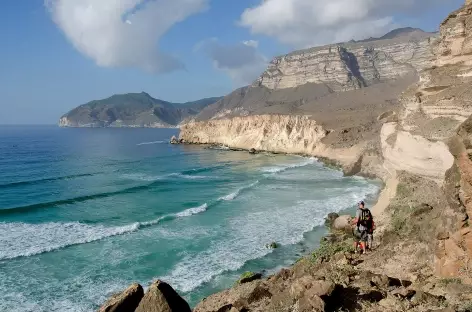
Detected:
left=0, top=126, right=381, bottom=311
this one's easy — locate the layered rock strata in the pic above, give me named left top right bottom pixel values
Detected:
left=255, top=34, right=434, bottom=91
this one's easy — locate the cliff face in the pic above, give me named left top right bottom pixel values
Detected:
left=254, top=32, right=434, bottom=92
left=180, top=115, right=378, bottom=177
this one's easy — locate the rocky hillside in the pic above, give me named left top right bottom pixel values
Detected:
left=98, top=2, right=472, bottom=311
left=193, top=28, right=435, bottom=122
left=175, top=1, right=472, bottom=311
left=58, top=92, right=221, bottom=128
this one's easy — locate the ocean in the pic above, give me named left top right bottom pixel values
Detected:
left=0, top=126, right=381, bottom=311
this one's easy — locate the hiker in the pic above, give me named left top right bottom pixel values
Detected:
left=351, top=201, right=374, bottom=254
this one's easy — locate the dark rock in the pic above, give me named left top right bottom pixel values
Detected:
left=98, top=283, right=144, bottom=312
left=266, top=242, right=278, bottom=249
left=249, top=148, right=257, bottom=154
left=238, top=272, right=263, bottom=285
left=437, top=231, right=450, bottom=240
left=135, top=280, right=191, bottom=312
left=359, top=290, right=386, bottom=302
left=170, top=136, right=179, bottom=144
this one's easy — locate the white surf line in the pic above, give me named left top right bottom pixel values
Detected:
left=136, top=141, right=165, bottom=146
left=0, top=202, right=210, bottom=261
left=218, top=181, right=260, bottom=201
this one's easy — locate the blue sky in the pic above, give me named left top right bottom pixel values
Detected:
left=0, top=0, right=464, bottom=124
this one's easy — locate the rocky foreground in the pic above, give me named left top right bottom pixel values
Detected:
left=99, top=2, right=472, bottom=311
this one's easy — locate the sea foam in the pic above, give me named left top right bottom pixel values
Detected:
left=0, top=203, right=210, bottom=261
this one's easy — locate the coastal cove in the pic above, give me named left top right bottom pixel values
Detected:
left=0, top=126, right=381, bottom=311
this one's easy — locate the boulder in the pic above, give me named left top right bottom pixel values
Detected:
left=98, top=283, right=144, bottom=312
left=170, top=136, right=179, bottom=144
left=135, top=280, right=191, bottom=312
left=325, top=212, right=340, bottom=228
left=266, top=242, right=278, bottom=249
left=290, top=276, right=335, bottom=299
left=194, top=281, right=271, bottom=312
left=297, top=290, right=325, bottom=312
left=333, top=215, right=353, bottom=231
left=249, top=148, right=257, bottom=154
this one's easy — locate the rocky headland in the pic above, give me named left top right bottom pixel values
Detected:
left=98, top=3, right=472, bottom=311
left=58, top=92, right=221, bottom=128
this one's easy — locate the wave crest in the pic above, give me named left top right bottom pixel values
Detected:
left=0, top=203, right=209, bottom=261
left=261, top=157, right=317, bottom=174
left=136, top=141, right=165, bottom=146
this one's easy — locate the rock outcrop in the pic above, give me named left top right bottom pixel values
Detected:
left=98, top=283, right=144, bottom=312
left=98, top=280, right=190, bottom=312
left=135, top=280, right=191, bottom=312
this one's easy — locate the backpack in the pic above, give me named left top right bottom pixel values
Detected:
left=357, top=208, right=373, bottom=229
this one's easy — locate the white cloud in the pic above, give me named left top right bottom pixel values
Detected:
left=197, top=39, right=267, bottom=87
left=45, top=0, right=208, bottom=72
left=240, top=0, right=444, bottom=48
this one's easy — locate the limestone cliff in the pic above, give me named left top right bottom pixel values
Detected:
left=255, top=34, right=434, bottom=92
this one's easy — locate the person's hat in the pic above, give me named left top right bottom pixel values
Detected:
left=358, top=201, right=365, bottom=205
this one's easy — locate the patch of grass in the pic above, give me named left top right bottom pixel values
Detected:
left=312, top=239, right=353, bottom=263
left=396, top=182, right=412, bottom=199
left=461, top=301, right=472, bottom=312
left=439, top=278, right=462, bottom=285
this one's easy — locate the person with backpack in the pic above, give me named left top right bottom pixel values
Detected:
left=351, top=201, right=374, bottom=254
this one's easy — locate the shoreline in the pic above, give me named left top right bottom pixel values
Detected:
left=172, top=141, right=389, bottom=303
left=179, top=149, right=384, bottom=307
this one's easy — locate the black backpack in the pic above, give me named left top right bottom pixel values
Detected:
left=358, top=208, right=373, bottom=229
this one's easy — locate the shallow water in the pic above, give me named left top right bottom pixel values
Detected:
left=0, top=126, right=381, bottom=311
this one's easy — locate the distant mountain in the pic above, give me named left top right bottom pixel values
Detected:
left=355, top=27, right=435, bottom=43
left=59, top=92, right=222, bottom=128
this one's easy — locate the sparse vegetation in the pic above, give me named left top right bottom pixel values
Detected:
left=439, top=278, right=462, bottom=285
left=312, top=238, right=353, bottom=263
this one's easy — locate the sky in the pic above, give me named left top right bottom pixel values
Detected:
left=0, top=0, right=465, bottom=124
